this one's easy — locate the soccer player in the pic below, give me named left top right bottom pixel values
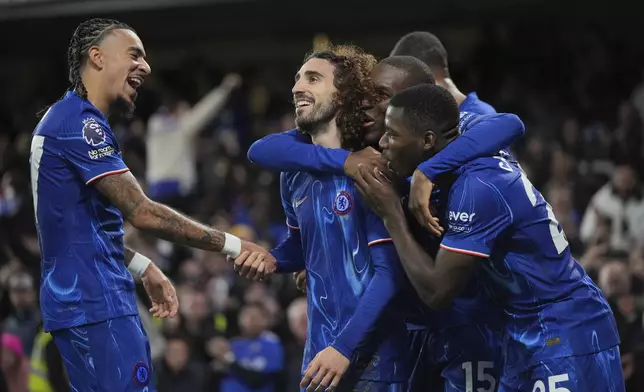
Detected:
left=244, top=56, right=525, bottom=392
left=354, top=83, right=624, bottom=392
left=30, top=18, right=270, bottom=391
left=238, top=45, right=411, bottom=392
left=391, top=31, right=499, bottom=233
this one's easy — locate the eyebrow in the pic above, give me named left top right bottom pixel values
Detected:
left=129, top=46, right=146, bottom=58
left=295, top=70, right=324, bottom=82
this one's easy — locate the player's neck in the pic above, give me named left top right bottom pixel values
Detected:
left=437, top=78, right=467, bottom=107
left=83, top=79, right=111, bottom=116
left=310, top=120, right=342, bottom=148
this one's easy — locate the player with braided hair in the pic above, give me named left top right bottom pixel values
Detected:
left=30, top=18, right=272, bottom=391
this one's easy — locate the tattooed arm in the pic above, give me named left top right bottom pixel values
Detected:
left=94, top=172, right=225, bottom=252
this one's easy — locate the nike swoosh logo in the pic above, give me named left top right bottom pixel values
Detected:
left=294, top=196, right=308, bottom=208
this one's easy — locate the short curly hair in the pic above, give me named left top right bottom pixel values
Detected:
left=303, top=44, right=377, bottom=151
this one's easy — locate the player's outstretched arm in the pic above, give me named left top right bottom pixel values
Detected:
left=409, top=113, right=524, bottom=233
left=416, top=113, right=525, bottom=183
left=232, top=229, right=304, bottom=280
left=247, top=130, right=349, bottom=173
left=233, top=174, right=305, bottom=280
left=94, top=171, right=243, bottom=255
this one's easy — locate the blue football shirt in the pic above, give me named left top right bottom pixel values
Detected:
left=280, top=171, right=409, bottom=383
left=220, top=332, right=285, bottom=392
left=440, top=154, right=619, bottom=366
left=460, top=92, right=496, bottom=115
left=30, top=91, right=138, bottom=332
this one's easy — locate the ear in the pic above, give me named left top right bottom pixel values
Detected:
left=422, top=131, right=436, bottom=151
left=86, top=46, right=104, bottom=71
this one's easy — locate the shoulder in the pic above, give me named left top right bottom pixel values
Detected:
left=451, top=158, right=519, bottom=204
left=284, top=128, right=311, bottom=142
left=260, top=331, right=282, bottom=345
left=280, top=171, right=307, bottom=189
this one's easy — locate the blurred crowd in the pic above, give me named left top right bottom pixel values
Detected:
left=0, top=24, right=644, bottom=391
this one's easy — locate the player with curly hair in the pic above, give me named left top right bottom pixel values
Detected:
left=293, top=44, right=377, bottom=151
left=29, top=18, right=271, bottom=391
left=237, top=44, right=410, bottom=391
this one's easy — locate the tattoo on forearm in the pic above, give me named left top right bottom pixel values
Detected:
left=138, top=201, right=225, bottom=252
left=94, top=172, right=225, bottom=252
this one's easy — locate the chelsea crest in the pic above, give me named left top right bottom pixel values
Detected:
left=333, top=190, right=353, bottom=216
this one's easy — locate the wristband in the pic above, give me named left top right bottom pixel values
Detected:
left=222, top=233, right=242, bottom=258
left=128, top=253, right=152, bottom=277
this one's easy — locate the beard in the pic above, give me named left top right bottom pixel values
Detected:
left=110, top=95, right=136, bottom=120
left=295, top=99, right=339, bottom=136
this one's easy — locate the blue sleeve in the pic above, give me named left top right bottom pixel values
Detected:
left=247, top=129, right=349, bottom=173
left=440, top=174, right=513, bottom=258
left=270, top=228, right=305, bottom=273
left=417, top=113, right=525, bottom=181
left=331, top=205, right=402, bottom=358
left=272, top=173, right=306, bottom=273
left=59, top=116, right=129, bottom=184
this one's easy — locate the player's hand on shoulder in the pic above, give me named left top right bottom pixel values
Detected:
left=293, top=270, right=307, bottom=293
left=344, top=147, right=388, bottom=181
left=354, top=163, right=403, bottom=218
left=141, top=263, right=179, bottom=319
left=409, top=169, right=443, bottom=237
left=301, top=346, right=350, bottom=392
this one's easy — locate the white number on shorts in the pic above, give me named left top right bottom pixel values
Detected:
left=532, top=374, right=571, bottom=392
left=462, top=361, right=496, bottom=392
left=493, top=156, right=569, bottom=254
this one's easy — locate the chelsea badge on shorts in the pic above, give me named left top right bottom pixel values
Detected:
left=133, top=361, right=150, bottom=387
left=333, top=190, right=353, bottom=216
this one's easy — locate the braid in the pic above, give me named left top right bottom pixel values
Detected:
left=67, top=18, right=133, bottom=99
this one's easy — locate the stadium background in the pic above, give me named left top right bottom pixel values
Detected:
left=0, top=0, right=643, bottom=390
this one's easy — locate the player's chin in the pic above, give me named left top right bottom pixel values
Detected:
left=387, top=159, right=409, bottom=178
left=114, top=94, right=136, bottom=118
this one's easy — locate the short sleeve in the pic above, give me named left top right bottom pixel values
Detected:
left=440, top=175, right=513, bottom=258
left=279, top=172, right=299, bottom=230
left=60, top=116, right=129, bottom=184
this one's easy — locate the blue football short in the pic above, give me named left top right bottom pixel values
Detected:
left=499, top=345, right=625, bottom=392
left=52, top=314, right=156, bottom=392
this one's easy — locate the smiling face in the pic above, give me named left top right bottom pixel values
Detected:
left=88, top=28, right=150, bottom=116
left=291, top=57, right=340, bottom=135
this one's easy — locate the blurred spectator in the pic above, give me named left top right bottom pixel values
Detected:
left=154, top=334, right=207, bottom=392
left=1, top=20, right=644, bottom=392
left=145, top=74, right=241, bottom=214
left=177, top=288, right=217, bottom=362
left=216, top=303, right=285, bottom=392
left=3, top=272, right=39, bottom=356
left=284, top=297, right=307, bottom=392
left=598, top=261, right=644, bottom=389
left=580, top=165, right=644, bottom=253
left=28, top=327, right=68, bottom=392
left=611, top=102, right=643, bottom=168
left=1, top=333, right=28, bottom=392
